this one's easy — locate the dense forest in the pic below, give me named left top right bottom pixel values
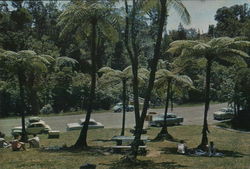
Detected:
left=0, top=0, right=250, bottom=121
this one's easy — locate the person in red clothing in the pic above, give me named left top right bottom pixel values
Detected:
left=11, top=134, right=26, bottom=151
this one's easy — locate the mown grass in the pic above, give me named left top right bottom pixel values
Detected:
left=1, top=125, right=250, bottom=169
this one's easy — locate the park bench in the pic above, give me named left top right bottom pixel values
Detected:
left=111, top=145, right=147, bottom=154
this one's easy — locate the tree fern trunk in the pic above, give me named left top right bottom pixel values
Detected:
left=131, top=0, right=140, bottom=130
left=129, top=0, right=167, bottom=160
left=121, top=79, right=127, bottom=136
left=170, top=84, right=174, bottom=112
left=124, top=0, right=140, bottom=133
left=198, top=59, right=212, bottom=150
left=18, top=72, right=28, bottom=142
left=74, top=21, right=97, bottom=149
left=30, top=88, right=40, bottom=115
left=156, top=79, right=173, bottom=139
left=162, top=80, right=171, bottom=131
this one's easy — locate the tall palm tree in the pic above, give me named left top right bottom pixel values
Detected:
left=154, top=69, right=193, bottom=140
left=125, top=0, right=191, bottom=160
left=58, top=1, right=118, bottom=149
left=99, top=66, right=149, bottom=136
left=167, top=37, right=250, bottom=149
left=0, top=50, right=53, bottom=141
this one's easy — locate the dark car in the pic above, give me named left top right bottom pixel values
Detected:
left=148, top=113, right=183, bottom=127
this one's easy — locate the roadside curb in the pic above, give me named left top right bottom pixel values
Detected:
left=214, top=126, right=250, bottom=134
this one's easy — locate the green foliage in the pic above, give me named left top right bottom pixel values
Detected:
left=40, top=104, right=54, bottom=114
left=10, top=8, right=32, bottom=30
left=213, top=4, right=250, bottom=37
left=26, top=36, right=60, bottom=58
left=58, top=1, right=119, bottom=43
left=0, top=80, right=20, bottom=117
left=234, top=68, right=250, bottom=111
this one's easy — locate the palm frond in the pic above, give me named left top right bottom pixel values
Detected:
left=208, top=37, right=233, bottom=47
left=169, top=0, right=191, bottom=25
left=56, top=57, right=78, bottom=68
left=122, top=66, right=132, bottom=76
left=174, top=75, right=193, bottom=88
left=98, top=67, right=114, bottom=73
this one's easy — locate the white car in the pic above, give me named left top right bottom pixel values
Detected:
left=66, top=118, right=104, bottom=131
left=11, top=121, right=51, bottom=136
left=213, top=108, right=234, bottom=120
left=113, top=103, right=134, bottom=112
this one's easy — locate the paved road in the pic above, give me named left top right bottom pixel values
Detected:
left=0, top=103, right=226, bottom=136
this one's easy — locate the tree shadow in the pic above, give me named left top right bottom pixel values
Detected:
left=219, top=150, right=246, bottom=158
left=92, top=139, right=113, bottom=142
left=39, top=145, right=111, bottom=156
left=149, top=133, right=181, bottom=143
left=101, top=159, right=188, bottom=169
left=161, top=147, right=246, bottom=158
left=161, top=147, right=178, bottom=154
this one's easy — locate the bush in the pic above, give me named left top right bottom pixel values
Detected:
left=40, top=104, right=54, bottom=114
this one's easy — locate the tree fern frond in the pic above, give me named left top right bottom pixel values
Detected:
left=169, top=0, right=191, bottom=25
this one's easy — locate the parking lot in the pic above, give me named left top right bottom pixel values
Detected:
left=0, top=103, right=226, bottom=136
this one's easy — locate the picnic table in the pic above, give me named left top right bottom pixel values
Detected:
left=111, top=135, right=148, bottom=154
left=111, top=135, right=148, bottom=146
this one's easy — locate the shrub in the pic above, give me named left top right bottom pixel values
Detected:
left=40, top=104, right=54, bottom=114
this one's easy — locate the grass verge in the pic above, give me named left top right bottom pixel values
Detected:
left=1, top=125, right=250, bottom=169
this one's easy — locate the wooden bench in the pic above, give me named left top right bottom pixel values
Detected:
left=48, top=130, right=60, bottom=139
left=111, top=145, right=147, bottom=154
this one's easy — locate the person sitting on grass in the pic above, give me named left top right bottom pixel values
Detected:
left=11, top=134, right=26, bottom=151
left=177, top=140, right=187, bottom=154
left=28, top=134, right=40, bottom=148
left=0, top=132, right=10, bottom=148
left=208, top=141, right=216, bottom=156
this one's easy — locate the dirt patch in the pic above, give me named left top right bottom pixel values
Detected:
left=146, top=148, right=162, bottom=157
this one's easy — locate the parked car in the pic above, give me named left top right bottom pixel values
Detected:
left=11, top=121, right=51, bottom=136
left=148, top=113, right=183, bottom=127
left=27, top=116, right=45, bottom=124
left=213, top=108, right=234, bottom=120
left=66, top=118, right=104, bottom=131
left=113, top=103, right=134, bottom=112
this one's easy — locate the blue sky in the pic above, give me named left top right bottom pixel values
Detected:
left=167, top=0, right=250, bottom=33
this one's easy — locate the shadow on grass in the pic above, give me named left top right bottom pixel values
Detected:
left=92, top=139, right=113, bottom=142
left=150, top=137, right=180, bottom=143
left=39, top=145, right=111, bottom=156
left=102, top=159, right=188, bottom=169
left=161, top=147, right=178, bottom=154
left=161, top=147, right=246, bottom=158
left=219, top=150, right=246, bottom=158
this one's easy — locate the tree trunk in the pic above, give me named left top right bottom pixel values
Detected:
left=129, top=0, right=167, bottom=160
left=18, top=72, right=28, bottom=142
left=74, top=21, right=97, bottom=149
left=30, top=88, right=40, bottom=115
left=170, top=84, right=174, bottom=112
left=155, top=79, right=173, bottom=140
left=27, top=73, right=40, bottom=115
left=121, top=79, right=127, bottom=136
left=124, top=0, right=140, bottom=128
left=198, top=59, right=212, bottom=150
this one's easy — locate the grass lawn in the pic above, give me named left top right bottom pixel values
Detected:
left=1, top=125, right=250, bottom=169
